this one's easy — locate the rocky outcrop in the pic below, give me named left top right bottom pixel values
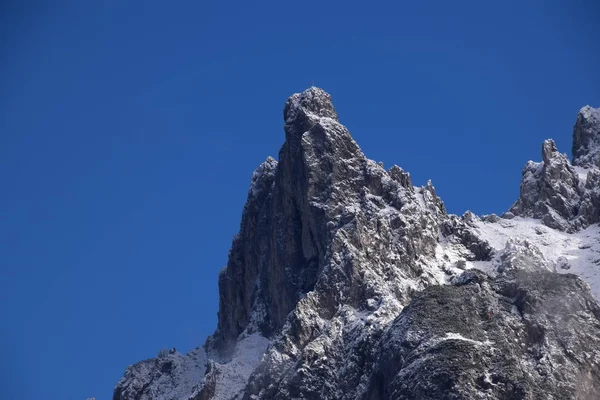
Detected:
left=113, top=89, right=600, bottom=400
left=573, top=106, right=600, bottom=168
left=509, top=139, right=583, bottom=231
left=440, top=212, right=494, bottom=262
left=510, top=111, right=600, bottom=232
left=369, top=269, right=600, bottom=399
left=496, top=238, right=552, bottom=273
left=508, top=106, right=600, bottom=232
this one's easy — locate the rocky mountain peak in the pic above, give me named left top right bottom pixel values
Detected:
left=282, top=87, right=341, bottom=146
left=541, top=138, right=559, bottom=164
left=113, top=91, right=600, bottom=400
left=210, top=88, right=366, bottom=357
left=283, top=86, right=338, bottom=125
left=573, top=105, right=600, bottom=168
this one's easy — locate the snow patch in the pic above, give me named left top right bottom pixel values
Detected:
left=573, top=166, right=590, bottom=183
left=207, top=334, right=269, bottom=400
left=474, top=217, right=600, bottom=299
left=440, top=332, right=494, bottom=347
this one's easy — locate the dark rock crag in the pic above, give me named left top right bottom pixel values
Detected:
left=369, top=269, right=600, bottom=399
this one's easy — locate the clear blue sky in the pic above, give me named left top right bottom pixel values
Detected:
left=1, top=1, right=598, bottom=399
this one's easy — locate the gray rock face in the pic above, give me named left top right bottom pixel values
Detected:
left=440, top=213, right=494, bottom=262
left=573, top=106, right=600, bottom=168
left=211, top=87, right=371, bottom=355
left=510, top=139, right=582, bottom=231
left=369, top=269, right=600, bottom=400
left=113, top=89, right=600, bottom=400
left=211, top=155, right=278, bottom=355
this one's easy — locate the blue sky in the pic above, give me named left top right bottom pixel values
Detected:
left=1, top=1, right=598, bottom=399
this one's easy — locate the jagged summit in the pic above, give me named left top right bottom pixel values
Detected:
left=201, top=87, right=452, bottom=398
left=510, top=106, right=600, bottom=232
left=282, top=87, right=342, bottom=145
left=509, top=138, right=581, bottom=231
left=283, top=86, right=338, bottom=125
left=573, top=105, right=600, bottom=168
left=113, top=91, right=600, bottom=400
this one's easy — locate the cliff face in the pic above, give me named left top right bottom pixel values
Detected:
left=114, top=89, right=600, bottom=400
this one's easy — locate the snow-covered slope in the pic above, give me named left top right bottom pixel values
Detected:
left=475, top=217, right=600, bottom=298
left=113, top=347, right=206, bottom=400
left=191, top=334, right=269, bottom=400
left=113, top=90, right=600, bottom=400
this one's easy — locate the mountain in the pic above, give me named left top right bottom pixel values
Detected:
left=113, top=88, right=600, bottom=400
